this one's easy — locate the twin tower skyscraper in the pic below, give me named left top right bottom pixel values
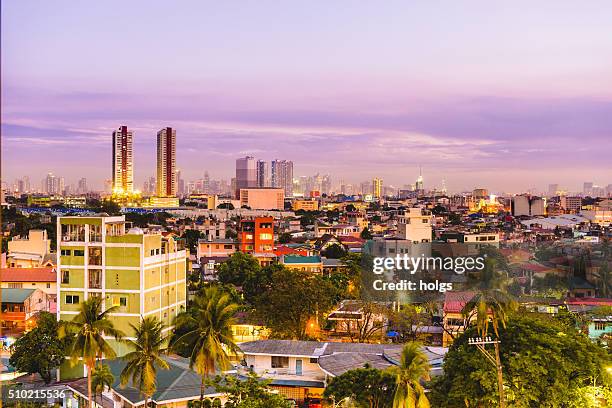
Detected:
left=111, top=125, right=177, bottom=197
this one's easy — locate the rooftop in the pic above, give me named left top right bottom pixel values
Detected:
left=281, top=255, right=322, bottom=264
left=0, top=288, right=37, bottom=303
left=0, top=267, right=56, bottom=282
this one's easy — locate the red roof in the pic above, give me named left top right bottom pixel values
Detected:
left=520, top=263, right=550, bottom=272
left=566, top=298, right=612, bottom=306
left=273, top=246, right=309, bottom=257
left=0, top=267, right=56, bottom=282
left=443, top=291, right=475, bottom=313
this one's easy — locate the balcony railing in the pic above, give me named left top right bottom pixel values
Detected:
left=238, top=366, right=325, bottom=381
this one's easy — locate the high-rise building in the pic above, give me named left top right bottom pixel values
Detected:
left=583, top=182, right=594, bottom=196
left=415, top=167, right=424, bottom=194
left=548, top=184, right=559, bottom=197
left=203, top=171, right=210, bottom=194
left=256, top=160, right=270, bottom=188
left=397, top=208, right=432, bottom=243
left=57, top=215, right=187, bottom=358
left=373, top=178, right=383, bottom=199
left=44, top=172, right=58, bottom=195
left=271, top=160, right=293, bottom=197
left=511, top=195, right=545, bottom=216
left=156, top=127, right=177, bottom=197
left=236, top=156, right=257, bottom=198
left=112, top=125, right=134, bottom=194
left=77, top=178, right=88, bottom=194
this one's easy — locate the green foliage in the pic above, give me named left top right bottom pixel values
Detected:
left=462, top=258, right=518, bottom=337
left=322, top=243, right=347, bottom=259
left=92, top=363, right=115, bottom=396
left=208, top=372, right=292, bottom=408
left=360, top=227, right=373, bottom=240
left=172, top=286, right=241, bottom=399
left=121, top=317, right=170, bottom=401
left=9, top=312, right=67, bottom=383
left=88, top=198, right=122, bottom=215
left=278, top=232, right=292, bottom=244
left=254, top=266, right=338, bottom=339
left=323, top=366, right=395, bottom=408
left=429, top=313, right=611, bottom=407
left=389, top=342, right=431, bottom=408
left=124, top=211, right=172, bottom=227
left=59, top=297, right=124, bottom=407
left=182, top=229, right=203, bottom=252
left=217, top=253, right=271, bottom=303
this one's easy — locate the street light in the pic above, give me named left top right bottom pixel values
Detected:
left=468, top=336, right=506, bottom=408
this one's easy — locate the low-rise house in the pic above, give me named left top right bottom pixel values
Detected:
left=197, top=238, right=239, bottom=258
left=280, top=255, right=323, bottom=274
left=63, top=356, right=226, bottom=408
left=6, top=229, right=52, bottom=268
left=0, top=288, right=50, bottom=334
left=0, top=267, right=57, bottom=312
left=239, top=339, right=447, bottom=404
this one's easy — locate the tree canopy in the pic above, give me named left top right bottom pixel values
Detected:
left=429, top=313, right=611, bottom=407
left=323, top=365, right=395, bottom=408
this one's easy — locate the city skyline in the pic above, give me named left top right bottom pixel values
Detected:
left=2, top=1, right=612, bottom=192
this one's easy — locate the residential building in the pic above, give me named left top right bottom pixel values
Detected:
left=397, top=207, right=432, bottom=243
left=271, top=160, right=293, bottom=197
left=512, top=195, right=545, bottom=216
left=292, top=199, right=319, bottom=211
left=373, top=178, right=383, bottom=199
left=239, top=188, right=285, bottom=210
left=0, top=288, right=50, bottom=334
left=239, top=340, right=446, bottom=404
left=236, top=156, right=257, bottom=198
left=6, top=229, right=52, bottom=268
left=280, top=255, right=323, bottom=274
left=112, top=125, right=134, bottom=194
left=64, top=357, right=225, bottom=408
left=197, top=239, right=238, bottom=258
left=239, top=217, right=274, bottom=254
left=57, top=215, right=187, bottom=364
left=0, top=268, right=57, bottom=310
left=314, top=224, right=361, bottom=238
left=156, top=127, right=177, bottom=197
left=256, top=160, right=270, bottom=188
left=560, top=196, right=582, bottom=212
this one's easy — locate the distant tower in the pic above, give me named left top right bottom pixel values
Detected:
left=415, top=166, right=424, bottom=193
left=235, top=156, right=257, bottom=198
left=256, top=160, right=270, bottom=187
left=373, top=178, right=383, bottom=199
left=271, top=160, right=294, bottom=197
left=156, top=127, right=177, bottom=197
left=112, top=125, right=134, bottom=194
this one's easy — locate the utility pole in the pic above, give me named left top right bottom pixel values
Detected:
left=468, top=336, right=506, bottom=408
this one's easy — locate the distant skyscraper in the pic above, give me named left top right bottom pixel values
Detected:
left=373, top=178, right=383, bottom=198
left=156, top=127, right=177, bottom=197
left=271, top=160, right=293, bottom=197
left=177, top=170, right=185, bottom=196
left=548, top=184, right=559, bottom=196
left=415, top=167, right=424, bottom=193
left=43, top=172, right=58, bottom=195
left=256, top=160, right=270, bottom=188
left=583, top=182, right=594, bottom=196
left=77, top=178, right=88, bottom=194
left=235, top=156, right=257, bottom=198
left=203, top=171, right=210, bottom=193
left=112, top=125, right=134, bottom=194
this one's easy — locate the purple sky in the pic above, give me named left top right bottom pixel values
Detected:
left=2, top=1, right=612, bottom=193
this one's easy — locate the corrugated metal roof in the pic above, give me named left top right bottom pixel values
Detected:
left=0, top=288, right=36, bottom=303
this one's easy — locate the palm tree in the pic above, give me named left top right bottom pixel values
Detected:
left=389, top=342, right=431, bottom=408
left=595, top=262, right=611, bottom=298
left=172, top=286, right=240, bottom=400
left=462, top=258, right=518, bottom=337
left=59, top=296, right=124, bottom=408
left=91, top=363, right=114, bottom=404
left=120, top=317, right=170, bottom=408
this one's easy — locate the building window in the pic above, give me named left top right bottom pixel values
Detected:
left=259, top=233, right=273, bottom=240
left=309, top=358, right=318, bottom=364
left=73, top=250, right=85, bottom=257
left=46, top=283, right=51, bottom=288
left=595, top=322, right=607, bottom=331
left=422, top=219, right=428, bottom=223
left=62, top=270, right=70, bottom=284
left=271, top=356, right=289, bottom=368
left=61, top=249, right=71, bottom=256
left=8, top=283, right=23, bottom=288
left=88, top=270, right=102, bottom=289
left=65, top=295, right=79, bottom=304
left=224, top=245, right=233, bottom=249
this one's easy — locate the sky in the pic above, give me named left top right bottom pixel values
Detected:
left=2, top=0, right=612, bottom=193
